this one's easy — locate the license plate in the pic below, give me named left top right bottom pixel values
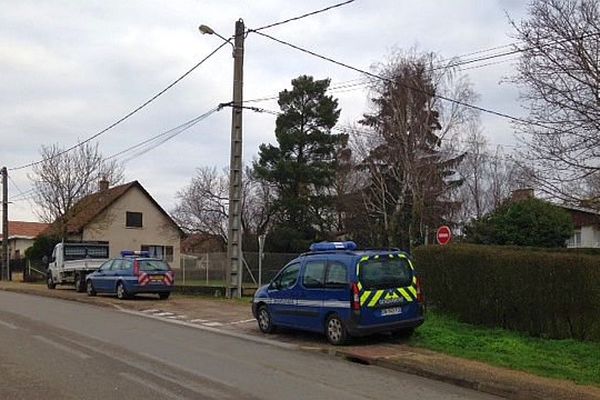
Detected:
left=380, top=307, right=402, bottom=316
left=151, top=275, right=163, bottom=282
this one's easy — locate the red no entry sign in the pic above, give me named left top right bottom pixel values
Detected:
left=436, top=225, right=452, bottom=245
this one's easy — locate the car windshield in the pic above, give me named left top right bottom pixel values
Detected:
left=139, top=260, right=170, bottom=272
left=359, top=257, right=412, bottom=289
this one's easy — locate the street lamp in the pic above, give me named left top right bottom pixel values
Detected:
left=198, top=24, right=232, bottom=45
left=199, top=20, right=245, bottom=298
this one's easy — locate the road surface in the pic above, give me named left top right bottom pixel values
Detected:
left=0, top=291, right=502, bottom=400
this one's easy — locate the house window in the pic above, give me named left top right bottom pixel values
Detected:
left=126, top=211, right=143, bottom=228
left=141, top=245, right=174, bottom=262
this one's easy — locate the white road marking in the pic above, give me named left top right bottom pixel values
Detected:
left=167, top=315, right=187, bottom=320
left=119, top=372, right=186, bottom=400
left=155, top=312, right=175, bottom=316
left=202, top=322, right=223, bottom=327
left=0, top=319, right=18, bottom=330
left=141, top=309, right=160, bottom=313
left=116, top=308, right=298, bottom=350
left=189, top=319, right=208, bottom=323
left=228, top=319, right=256, bottom=325
left=33, top=335, right=91, bottom=359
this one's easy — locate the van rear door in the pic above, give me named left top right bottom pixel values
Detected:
left=357, top=254, right=419, bottom=325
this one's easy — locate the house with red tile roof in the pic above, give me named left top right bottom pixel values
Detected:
left=0, top=221, right=50, bottom=260
left=44, top=180, right=184, bottom=267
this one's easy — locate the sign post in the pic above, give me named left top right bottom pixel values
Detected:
left=436, top=225, right=452, bottom=246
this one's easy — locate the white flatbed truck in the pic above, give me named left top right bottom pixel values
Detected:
left=46, top=242, right=110, bottom=292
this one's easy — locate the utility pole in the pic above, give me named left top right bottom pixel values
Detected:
left=226, top=19, right=245, bottom=298
left=1, top=167, right=8, bottom=281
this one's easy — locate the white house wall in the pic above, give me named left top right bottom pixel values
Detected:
left=81, top=186, right=181, bottom=267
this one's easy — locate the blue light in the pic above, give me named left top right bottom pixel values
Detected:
left=120, top=250, right=150, bottom=258
left=309, top=241, right=357, bottom=252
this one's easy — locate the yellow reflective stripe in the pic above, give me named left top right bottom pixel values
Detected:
left=412, top=276, right=417, bottom=285
left=388, top=254, right=394, bottom=258
left=408, top=286, right=417, bottom=298
left=384, top=291, right=399, bottom=300
left=360, top=290, right=371, bottom=306
left=357, top=281, right=362, bottom=291
left=368, top=290, right=384, bottom=307
left=374, top=255, right=380, bottom=259
left=399, top=288, right=412, bottom=302
left=360, top=256, right=369, bottom=262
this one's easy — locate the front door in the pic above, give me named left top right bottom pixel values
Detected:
left=268, top=262, right=301, bottom=327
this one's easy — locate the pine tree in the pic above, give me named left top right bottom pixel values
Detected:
left=253, top=75, right=342, bottom=252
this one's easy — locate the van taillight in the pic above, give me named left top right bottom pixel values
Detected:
left=415, top=277, right=424, bottom=304
left=351, top=283, right=360, bottom=311
left=133, top=260, right=140, bottom=276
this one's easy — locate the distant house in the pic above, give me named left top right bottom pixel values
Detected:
left=511, top=188, right=600, bottom=249
left=0, top=221, right=50, bottom=260
left=44, top=180, right=184, bottom=267
left=561, top=205, right=600, bottom=248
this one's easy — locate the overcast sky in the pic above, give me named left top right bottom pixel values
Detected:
left=1, top=0, right=529, bottom=223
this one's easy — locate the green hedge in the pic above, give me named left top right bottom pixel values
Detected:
left=413, top=244, right=600, bottom=341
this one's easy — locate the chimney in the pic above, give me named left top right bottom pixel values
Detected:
left=98, top=178, right=109, bottom=192
left=511, top=188, right=534, bottom=202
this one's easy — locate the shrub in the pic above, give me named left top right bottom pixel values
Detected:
left=413, top=244, right=600, bottom=341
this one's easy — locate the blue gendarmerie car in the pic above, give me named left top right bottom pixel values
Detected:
left=85, top=251, right=174, bottom=300
left=252, top=241, right=425, bottom=345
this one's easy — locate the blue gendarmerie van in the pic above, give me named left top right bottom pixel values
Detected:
left=252, top=241, right=425, bottom=345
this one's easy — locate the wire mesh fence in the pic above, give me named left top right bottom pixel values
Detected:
left=177, top=251, right=300, bottom=287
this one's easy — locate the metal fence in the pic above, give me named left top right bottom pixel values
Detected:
left=177, top=252, right=300, bottom=287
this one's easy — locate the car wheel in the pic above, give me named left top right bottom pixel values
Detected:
left=86, top=280, right=96, bottom=296
left=325, top=314, right=348, bottom=345
left=158, top=292, right=170, bottom=300
left=74, top=274, right=85, bottom=293
left=257, top=305, right=276, bottom=334
left=116, top=281, right=129, bottom=300
left=47, top=273, right=56, bottom=289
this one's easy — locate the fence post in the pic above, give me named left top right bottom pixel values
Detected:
left=205, top=253, right=209, bottom=286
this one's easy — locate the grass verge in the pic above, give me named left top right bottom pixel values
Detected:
left=409, top=311, right=600, bottom=387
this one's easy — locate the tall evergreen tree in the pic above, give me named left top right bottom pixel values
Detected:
left=253, top=75, right=342, bottom=252
left=356, top=53, right=468, bottom=249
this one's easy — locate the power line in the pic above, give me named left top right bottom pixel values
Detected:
left=106, top=106, right=221, bottom=164
left=250, top=30, right=534, bottom=124
left=249, top=0, right=355, bottom=32
left=7, top=175, right=37, bottom=209
left=9, top=40, right=231, bottom=172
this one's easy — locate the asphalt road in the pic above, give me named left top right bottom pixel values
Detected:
left=0, top=291, right=502, bottom=400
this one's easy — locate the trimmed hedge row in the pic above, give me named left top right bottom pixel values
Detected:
left=413, top=244, right=600, bottom=341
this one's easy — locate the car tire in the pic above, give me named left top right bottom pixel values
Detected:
left=158, top=292, right=170, bottom=300
left=86, top=280, right=96, bottom=296
left=325, top=314, right=348, bottom=345
left=116, top=281, right=129, bottom=300
left=257, top=305, right=276, bottom=334
left=74, top=274, right=85, bottom=293
left=47, top=273, right=56, bottom=290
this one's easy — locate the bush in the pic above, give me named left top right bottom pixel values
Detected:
left=413, top=244, right=600, bottom=341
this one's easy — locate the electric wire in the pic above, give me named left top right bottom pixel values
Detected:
left=250, top=29, right=600, bottom=132
left=249, top=0, right=355, bottom=32
left=8, top=40, right=231, bottom=172
left=105, top=106, right=221, bottom=164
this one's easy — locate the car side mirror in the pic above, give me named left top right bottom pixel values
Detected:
left=269, top=281, right=280, bottom=290
left=42, top=255, right=49, bottom=265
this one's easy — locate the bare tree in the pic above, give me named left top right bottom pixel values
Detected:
left=172, top=166, right=229, bottom=243
left=172, top=166, right=276, bottom=245
left=29, top=142, right=124, bottom=234
left=510, top=0, right=600, bottom=203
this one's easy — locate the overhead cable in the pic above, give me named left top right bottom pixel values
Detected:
left=9, top=40, right=231, bottom=171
